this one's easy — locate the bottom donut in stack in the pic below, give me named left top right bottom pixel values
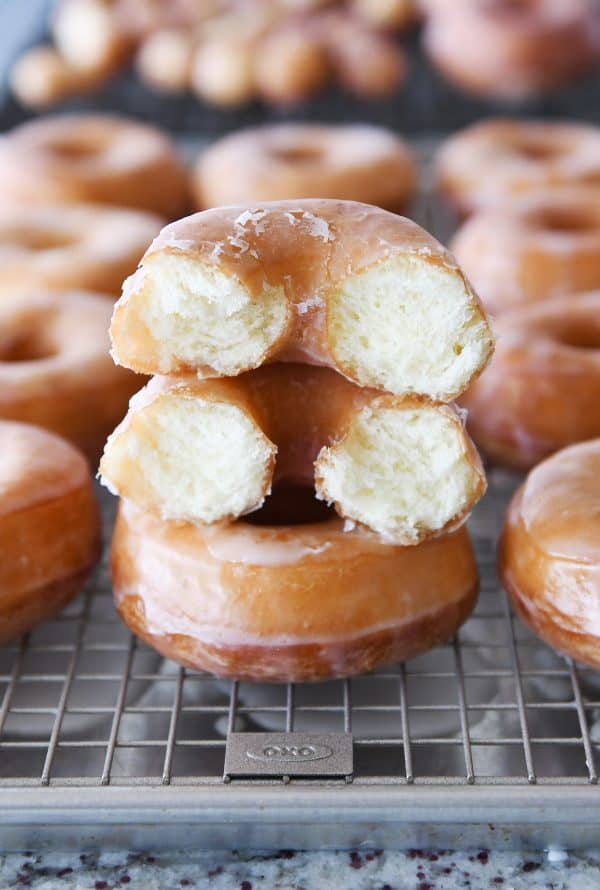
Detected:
left=111, top=490, right=478, bottom=683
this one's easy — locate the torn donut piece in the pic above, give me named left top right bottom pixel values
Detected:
left=110, top=199, right=494, bottom=402
left=100, top=364, right=486, bottom=545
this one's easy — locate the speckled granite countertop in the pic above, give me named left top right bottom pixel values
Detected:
left=1, top=847, right=597, bottom=889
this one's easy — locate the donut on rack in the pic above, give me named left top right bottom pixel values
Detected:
left=423, top=0, right=600, bottom=100
left=436, top=118, right=600, bottom=218
left=450, top=189, right=600, bottom=314
left=100, top=365, right=486, bottom=545
left=0, top=421, right=101, bottom=644
left=0, top=114, right=188, bottom=218
left=112, top=493, right=479, bottom=682
left=193, top=124, right=416, bottom=212
left=0, top=290, right=143, bottom=463
left=0, top=203, right=162, bottom=297
left=110, top=200, right=494, bottom=402
left=499, top=439, right=600, bottom=669
left=461, top=291, right=600, bottom=469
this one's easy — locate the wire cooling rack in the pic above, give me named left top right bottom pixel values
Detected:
left=2, top=463, right=600, bottom=850
left=2, top=472, right=600, bottom=791
left=2, top=154, right=600, bottom=850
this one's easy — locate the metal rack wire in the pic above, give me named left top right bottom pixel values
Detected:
left=2, top=470, right=599, bottom=796
left=1, top=156, right=599, bottom=849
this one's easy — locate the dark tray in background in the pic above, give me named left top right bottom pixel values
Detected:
left=0, top=0, right=599, bottom=137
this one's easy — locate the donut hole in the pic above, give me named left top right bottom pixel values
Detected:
left=553, top=323, right=600, bottom=351
left=45, top=135, right=102, bottom=161
left=479, top=0, right=539, bottom=20
left=0, top=332, right=57, bottom=362
left=328, top=255, right=493, bottom=400
left=245, top=483, right=334, bottom=526
left=269, top=144, right=324, bottom=164
left=515, top=141, right=562, bottom=161
left=317, top=403, right=482, bottom=543
left=535, top=208, right=597, bottom=234
left=6, top=226, right=77, bottom=250
left=100, top=393, right=277, bottom=525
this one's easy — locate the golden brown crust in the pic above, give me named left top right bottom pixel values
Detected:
left=0, top=114, right=188, bottom=218
left=192, top=124, right=416, bottom=212
left=498, top=440, right=600, bottom=668
left=112, top=499, right=478, bottom=682
left=117, top=588, right=477, bottom=682
left=461, top=291, right=600, bottom=469
left=0, top=422, right=101, bottom=643
left=0, top=565, right=96, bottom=645
left=0, top=291, right=143, bottom=464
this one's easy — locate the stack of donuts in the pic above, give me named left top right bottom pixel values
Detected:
left=99, top=198, right=494, bottom=681
left=11, top=0, right=415, bottom=110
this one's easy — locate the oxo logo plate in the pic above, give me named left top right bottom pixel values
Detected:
left=224, top=732, right=353, bottom=780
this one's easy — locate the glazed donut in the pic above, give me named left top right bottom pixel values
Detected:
left=253, top=25, right=330, bottom=105
left=112, top=493, right=478, bottom=682
left=0, top=203, right=162, bottom=297
left=110, top=200, right=494, bottom=401
left=319, top=10, right=407, bottom=97
left=451, top=189, right=600, bottom=314
left=499, top=439, right=600, bottom=669
left=9, top=47, right=103, bottom=110
left=113, top=0, right=220, bottom=37
left=0, top=115, right=188, bottom=218
left=100, top=364, right=485, bottom=544
left=423, top=0, right=600, bottom=100
left=193, top=124, right=416, bottom=211
left=436, top=119, right=600, bottom=217
left=0, top=421, right=101, bottom=644
left=0, top=291, right=142, bottom=463
left=351, top=0, right=418, bottom=31
left=461, top=291, right=600, bottom=470
left=135, top=28, right=194, bottom=93
left=52, top=0, right=131, bottom=75
left=191, top=36, right=256, bottom=107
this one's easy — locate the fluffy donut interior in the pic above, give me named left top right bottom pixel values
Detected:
left=317, top=404, right=481, bottom=543
left=122, top=253, right=289, bottom=375
left=100, top=394, right=276, bottom=524
left=329, top=256, right=492, bottom=401
left=101, top=387, right=482, bottom=543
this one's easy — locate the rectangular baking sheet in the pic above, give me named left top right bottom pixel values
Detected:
left=1, top=146, right=598, bottom=850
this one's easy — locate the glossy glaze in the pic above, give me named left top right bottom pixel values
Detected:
left=499, top=439, right=600, bottom=667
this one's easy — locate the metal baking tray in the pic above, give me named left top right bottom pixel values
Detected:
left=1, top=151, right=599, bottom=851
